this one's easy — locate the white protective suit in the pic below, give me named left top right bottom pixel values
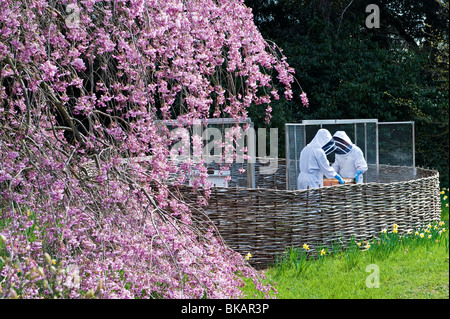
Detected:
left=331, top=131, right=368, bottom=183
left=297, top=129, right=338, bottom=190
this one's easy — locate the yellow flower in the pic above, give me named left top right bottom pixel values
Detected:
left=442, top=228, right=446, bottom=232
left=427, top=224, right=432, bottom=228
left=419, top=233, right=424, bottom=238
left=365, top=243, right=371, bottom=249
left=393, top=223, right=399, bottom=229
left=441, top=191, right=445, bottom=195
left=407, top=230, right=412, bottom=235
left=393, top=228, right=398, bottom=234
left=245, top=253, right=252, bottom=260
left=320, top=249, right=326, bottom=256
left=382, top=228, right=387, bottom=234
left=357, top=242, right=361, bottom=246
left=446, top=203, right=449, bottom=207
left=439, top=221, right=445, bottom=226
left=415, top=231, right=419, bottom=236
left=444, top=196, right=448, bottom=200
left=425, top=229, right=430, bottom=233
left=303, top=243, right=310, bottom=251
left=428, top=235, right=432, bottom=239
left=52, top=259, right=56, bottom=265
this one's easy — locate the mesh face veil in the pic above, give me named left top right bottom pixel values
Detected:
left=334, top=136, right=353, bottom=155
left=322, top=138, right=336, bottom=155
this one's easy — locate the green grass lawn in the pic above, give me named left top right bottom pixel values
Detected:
left=246, top=242, right=448, bottom=299
left=242, top=187, right=450, bottom=299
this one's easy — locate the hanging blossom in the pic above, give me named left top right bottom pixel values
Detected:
left=0, top=0, right=303, bottom=299
left=300, top=91, right=309, bottom=107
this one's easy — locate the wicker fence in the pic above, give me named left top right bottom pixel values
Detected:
left=178, top=159, right=441, bottom=269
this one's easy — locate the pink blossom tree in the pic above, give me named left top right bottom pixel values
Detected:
left=0, top=0, right=299, bottom=298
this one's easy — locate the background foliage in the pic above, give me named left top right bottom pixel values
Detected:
left=245, top=0, right=449, bottom=186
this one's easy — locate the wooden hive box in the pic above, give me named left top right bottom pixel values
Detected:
left=323, top=178, right=355, bottom=186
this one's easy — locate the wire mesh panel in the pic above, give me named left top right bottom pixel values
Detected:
left=285, top=124, right=306, bottom=190
left=371, top=121, right=416, bottom=183
left=158, top=118, right=255, bottom=188
left=378, top=122, right=414, bottom=167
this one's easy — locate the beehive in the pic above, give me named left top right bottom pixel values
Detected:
left=323, top=178, right=355, bottom=187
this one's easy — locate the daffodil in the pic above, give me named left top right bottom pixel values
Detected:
left=393, top=223, right=399, bottom=229
left=428, top=235, right=432, bottom=239
left=382, top=228, right=387, bottom=234
left=420, top=233, right=424, bottom=238
left=393, top=228, right=398, bottom=234
left=320, top=249, right=326, bottom=256
left=427, top=224, right=432, bottom=228
left=441, top=191, right=445, bottom=195
left=446, top=203, right=449, bottom=207
left=444, top=196, right=448, bottom=200
left=303, top=243, right=310, bottom=251
left=365, top=243, right=371, bottom=249
left=245, top=253, right=252, bottom=260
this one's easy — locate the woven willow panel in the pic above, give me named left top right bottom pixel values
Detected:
left=81, top=157, right=441, bottom=268
left=178, top=164, right=441, bottom=269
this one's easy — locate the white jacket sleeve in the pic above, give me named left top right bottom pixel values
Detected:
left=315, top=148, right=337, bottom=179
left=354, top=147, right=368, bottom=173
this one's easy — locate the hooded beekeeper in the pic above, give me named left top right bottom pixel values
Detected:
left=332, top=131, right=368, bottom=183
left=297, top=129, right=344, bottom=190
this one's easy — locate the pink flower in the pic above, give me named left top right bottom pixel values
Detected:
left=40, top=60, right=58, bottom=81
left=0, top=0, right=300, bottom=299
left=300, top=91, right=309, bottom=107
left=71, top=58, right=86, bottom=72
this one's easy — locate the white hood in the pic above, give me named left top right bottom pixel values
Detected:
left=309, top=129, right=333, bottom=148
left=333, top=131, right=352, bottom=145
left=309, top=129, right=335, bottom=155
left=333, top=131, right=353, bottom=155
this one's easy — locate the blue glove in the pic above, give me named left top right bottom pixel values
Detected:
left=335, top=174, right=344, bottom=184
left=354, top=170, right=362, bottom=183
